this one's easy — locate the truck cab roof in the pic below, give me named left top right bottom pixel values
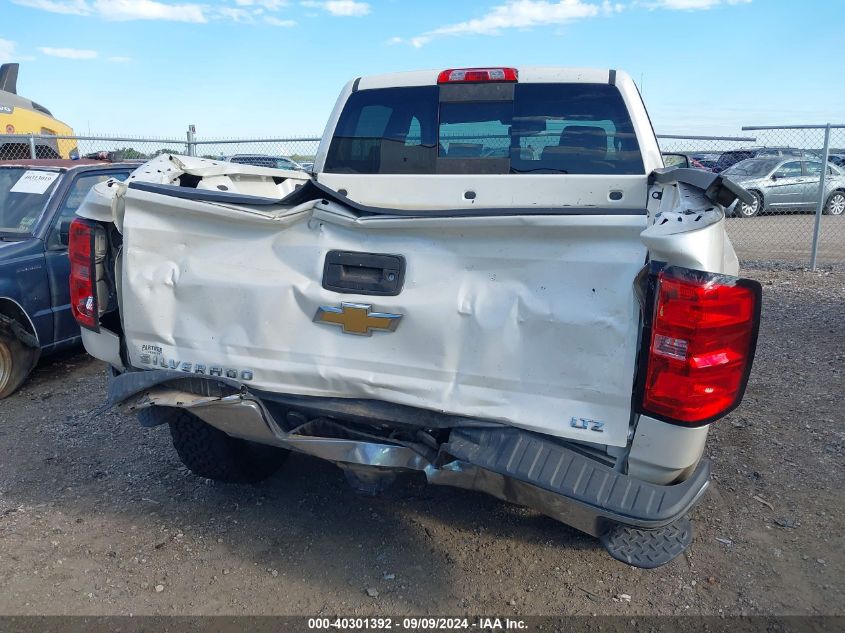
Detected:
left=354, top=67, right=623, bottom=90
left=314, top=66, right=659, bottom=209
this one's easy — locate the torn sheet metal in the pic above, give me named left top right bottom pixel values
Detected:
left=76, top=153, right=314, bottom=229
left=643, top=168, right=742, bottom=275
left=88, top=156, right=649, bottom=448
left=78, top=155, right=739, bottom=449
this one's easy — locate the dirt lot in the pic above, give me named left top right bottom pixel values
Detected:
left=0, top=266, right=842, bottom=617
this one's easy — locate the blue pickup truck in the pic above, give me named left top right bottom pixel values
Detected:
left=0, top=159, right=136, bottom=397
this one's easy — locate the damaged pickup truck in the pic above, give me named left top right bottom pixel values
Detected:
left=72, top=67, right=761, bottom=568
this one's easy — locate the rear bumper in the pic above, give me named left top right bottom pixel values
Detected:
left=110, top=369, right=710, bottom=540
left=442, top=428, right=709, bottom=537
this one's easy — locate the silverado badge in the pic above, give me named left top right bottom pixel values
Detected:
left=313, top=302, right=402, bottom=336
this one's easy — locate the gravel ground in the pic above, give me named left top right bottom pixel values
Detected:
left=725, top=214, right=845, bottom=267
left=0, top=266, right=842, bottom=617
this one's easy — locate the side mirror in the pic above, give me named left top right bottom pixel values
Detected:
left=662, top=153, right=690, bottom=169
left=771, top=172, right=785, bottom=180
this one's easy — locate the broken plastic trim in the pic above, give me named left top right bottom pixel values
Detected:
left=128, top=181, right=283, bottom=206
left=0, top=313, right=39, bottom=349
left=129, top=177, right=647, bottom=219
left=121, top=378, right=710, bottom=539
left=649, top=167, right=754, bottom=208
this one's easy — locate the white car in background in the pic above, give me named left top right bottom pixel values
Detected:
left=723, top=157, right=845, bottom=217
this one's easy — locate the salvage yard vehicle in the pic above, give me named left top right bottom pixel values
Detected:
left=72, top=67, right=761, bottom=568
left=711, top=147, right=820, bottom=173
left=724, top=157, right=845, bottom=217
left=0, top=63, right=78, bottom=160
left=0, top=159, right=136, bottom=397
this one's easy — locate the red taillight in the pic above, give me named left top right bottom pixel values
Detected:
left=639, top=266, right=761, bottom=426
left=68, top=217, right=101, bottom=330
left=437, top=67, right=518, bottom=84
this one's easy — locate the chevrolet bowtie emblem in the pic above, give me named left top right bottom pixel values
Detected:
left=313, top=302, right=402, bottom=336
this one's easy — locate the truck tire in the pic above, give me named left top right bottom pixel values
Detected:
left=142, top=407, right=288, bottom=483
left=0, top=334, right=38, bottom=399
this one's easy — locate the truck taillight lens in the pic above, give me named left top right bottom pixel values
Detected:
left=437, top=67, right=518, bottom=83
left=69, top=218, right=105, bottom=331
left=639, top=265, right=762, bottom=426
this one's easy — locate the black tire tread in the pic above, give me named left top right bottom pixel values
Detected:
left=600, top=517, right=694, bottom=569
left=141, top=407, right=287, bottom=483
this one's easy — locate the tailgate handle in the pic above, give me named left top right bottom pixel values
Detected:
left=322, top=251, right=406, bottom=296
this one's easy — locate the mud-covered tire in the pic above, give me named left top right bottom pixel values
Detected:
left=0, top=334, right=38, bottom=399
left=141, top=407, right=288, bottom=483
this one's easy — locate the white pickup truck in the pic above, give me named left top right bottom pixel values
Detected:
left=72, top=67, right=760, bottom=568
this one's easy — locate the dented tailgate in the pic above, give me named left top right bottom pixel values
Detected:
left=113, top=171, right=648, bottom=448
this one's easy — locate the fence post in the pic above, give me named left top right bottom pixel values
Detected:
left=809, top=123, right=831, bottom=270
left=28, top=135, right=36, bottom=159
left=186, top=125, right=196, bottom=157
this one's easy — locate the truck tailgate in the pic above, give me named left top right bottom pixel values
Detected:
left=119, top=188, right=647, bottom=447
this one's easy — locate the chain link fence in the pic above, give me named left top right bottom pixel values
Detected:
left=659, top=126, right=845, bottom=269
left=190, top=137, right=321, bottom=166
left=2, top=127, right=842, bottom=268
left=0, top=134, right=322, bottom=164
left=0, top=134, right=187, bottom=161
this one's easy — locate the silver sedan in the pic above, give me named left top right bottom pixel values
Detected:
left=723, top=157, right=845, bottom=217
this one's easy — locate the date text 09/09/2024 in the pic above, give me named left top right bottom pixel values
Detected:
left=307, top=618, right=527, bottom=630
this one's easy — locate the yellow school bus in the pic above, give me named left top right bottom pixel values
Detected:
left=0, top=63, right=78, bottom=160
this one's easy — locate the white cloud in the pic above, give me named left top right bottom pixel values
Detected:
left=324, top=0, right=369, bottom=15
left=12, top=0, right=89, bottom=15
left=217, top=6, right=254, bottom=22
left=235, top=0, right=289, bottom=9
left=301, top=1, right=371, bottom=17
left=0, top=39, right=17, bottom=64
left=39, top=46, right=98, bottom=59
left=394, top=0, right=610, bottom=48
left=644, top=0, right=751, bottom=9
left=265, top=15, right=297, bottom=26
left=13, top=0, right=217, bottom=23
left=93, top=0, right=207, bottom=23
left=14, top=0, right=303, bottom=24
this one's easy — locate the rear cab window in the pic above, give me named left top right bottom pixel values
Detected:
left=325, top=83, right=644, bottom=175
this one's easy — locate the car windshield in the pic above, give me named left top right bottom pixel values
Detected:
left=0, top=167, right=61, bottom=236
left=723, top=158, right=780, bottom=177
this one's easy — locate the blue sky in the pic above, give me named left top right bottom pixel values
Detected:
left=0, top=0, right=840, bottom=139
